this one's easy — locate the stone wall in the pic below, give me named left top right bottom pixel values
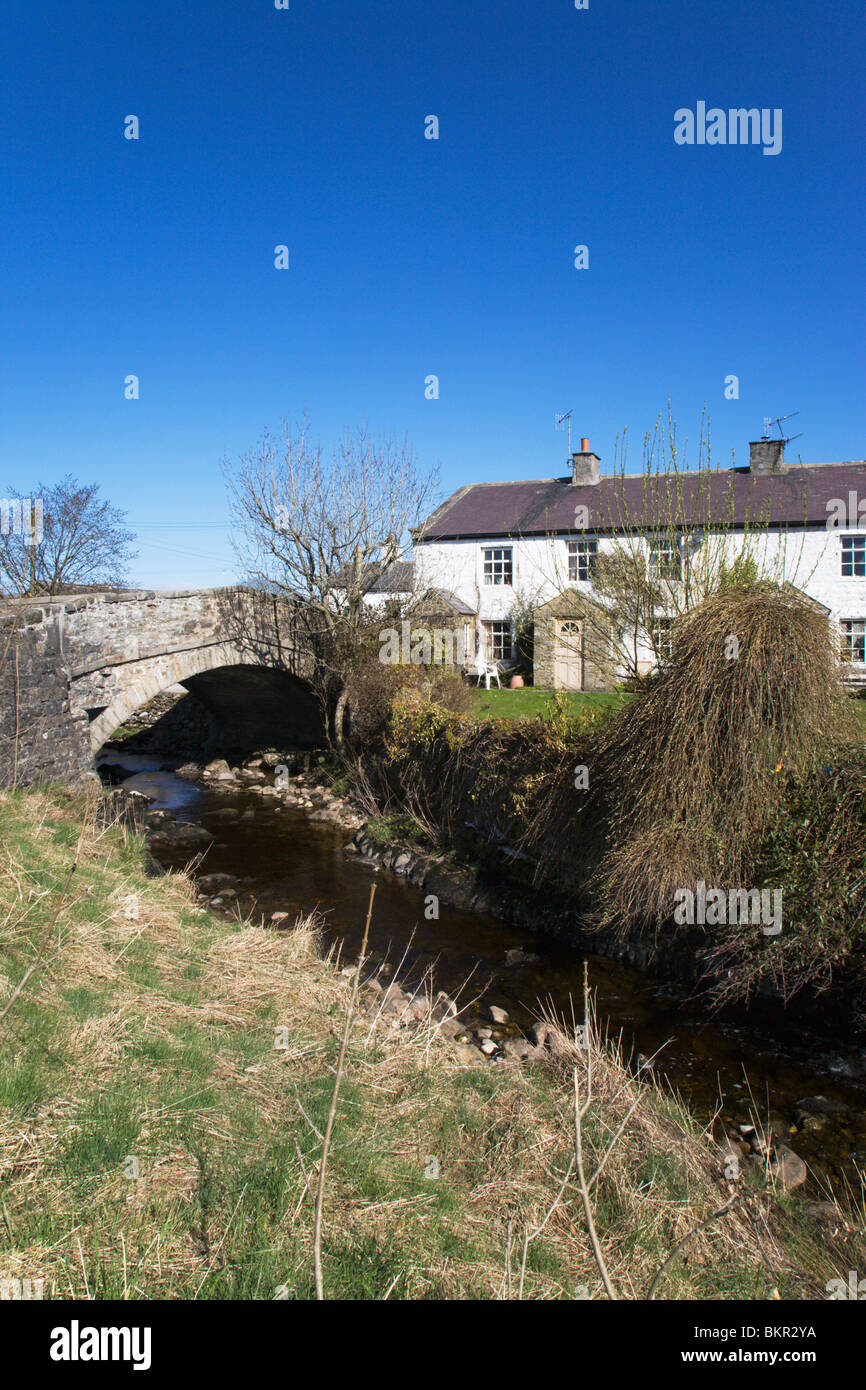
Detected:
left=0, top=606, right=95, bottom=788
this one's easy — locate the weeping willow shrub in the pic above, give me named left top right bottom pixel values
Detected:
left=586, top=582, right=855, bottom=933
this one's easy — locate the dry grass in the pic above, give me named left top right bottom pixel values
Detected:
left=0, top=785, right=862, bottom=1300
left=589, top=582, right=853, bottom=929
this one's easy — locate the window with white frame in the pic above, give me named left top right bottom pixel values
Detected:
left=840, top=619, right=866, bottom=663
left=567, top=537, right=597, bottom=582
left=841, top=536, right=866, bottom=578
left=651, top=617, right=673, bottom=663
left=482, top=620, right=513, bottom=662
left=648, top=537, right=682, bottom=581
left=482, top=546, right=513, bottom=585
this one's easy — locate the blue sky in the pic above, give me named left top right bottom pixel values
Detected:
left=2, top=0, right=863, bottom=587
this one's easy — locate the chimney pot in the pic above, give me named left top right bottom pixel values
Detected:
left=580, top=437, right=589, bottom=452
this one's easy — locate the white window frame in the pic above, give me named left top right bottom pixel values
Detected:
left=648, top=537, right=682, bottom=581
left=841, top=535, right=866, bottom=579
left=651, top=617, right=673, bottom=663
left=482, top=620, right=513, bottom=662
left=482, top=546, right=513, bottom=586
left=840, top=618, right=866, bottom=664
left=567, top=537, right=597, bottom=582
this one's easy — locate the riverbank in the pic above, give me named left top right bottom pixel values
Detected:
left=97, top=738, right=866, bottom=1192
left=1, top=783, right=863, bottom=1299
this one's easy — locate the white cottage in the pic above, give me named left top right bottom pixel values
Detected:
left=412, top=436, right=866, bottom=690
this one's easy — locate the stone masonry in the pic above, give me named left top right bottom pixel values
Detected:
left=0, top=587, right=320, bottom=788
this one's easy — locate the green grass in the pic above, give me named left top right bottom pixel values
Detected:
left=472, top=686, right=866, bottom=734
left=849, top=696, right=866, bottom=734
left=472, top=685, right=632, bottom=721
left=0, top=785, right=861, bottom=1302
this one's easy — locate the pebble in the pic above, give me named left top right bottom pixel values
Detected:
left=769, top=1144, right=808, bottom=1190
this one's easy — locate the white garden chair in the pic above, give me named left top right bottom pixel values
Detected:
left=474, top=659, right=501, bottom=689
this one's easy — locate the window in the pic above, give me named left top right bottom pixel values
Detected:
left=648, top=538, right=682, bottom=581
left=483, top=547, right=513, bottom=586
left=651, top=617, right=673, bottom=663
left=567, top=538, right=597, bottom=582
left=841, top=536, right=866, bottom=578
left=482, top=620, right=513, bottom=662
left=840, top=620, right=866, bottom=663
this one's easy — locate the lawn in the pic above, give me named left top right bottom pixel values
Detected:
left=472, top=685, right=633, bottom=722
left=473, top=684, right=866, bottom=733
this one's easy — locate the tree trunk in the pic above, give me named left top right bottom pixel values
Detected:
left=333, top=684, right=350, bottom=756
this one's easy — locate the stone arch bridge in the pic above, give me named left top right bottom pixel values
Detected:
left=0, top=587, right=323, bottom=787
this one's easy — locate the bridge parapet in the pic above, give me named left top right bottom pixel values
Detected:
left=0, top=587, right=320, bottom=787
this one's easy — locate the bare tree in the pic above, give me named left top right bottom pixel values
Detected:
left=223, top=419, right=439, bottom=738
left=0, top=475, right=136, bottom=597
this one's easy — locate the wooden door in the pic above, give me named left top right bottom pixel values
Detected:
left=554, top=619, right=583, bottom=690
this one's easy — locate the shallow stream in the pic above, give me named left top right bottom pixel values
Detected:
left=102, top=751, right=866, bottom=1193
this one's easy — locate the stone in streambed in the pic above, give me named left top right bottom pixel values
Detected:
left=769, top=1145, right=808, bottom=1190
left=504, top=948, right=540, bottom=967
left=197, top=873, right=239, bottom=894
left=502, top=1037, right=541, bottom=1062
left=148, top=821, right=214, bottom=848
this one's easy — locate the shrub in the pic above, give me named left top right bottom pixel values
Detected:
left=346, top=661, right=475, bottom=753
left=701, top=753, right=866, bottom=1014
left=589, top=581, right=853, bottom=932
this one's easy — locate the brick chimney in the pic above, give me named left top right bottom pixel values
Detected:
left=571, top=437, right=600, bottom=485
left=749, top=438, right=786, bottom=475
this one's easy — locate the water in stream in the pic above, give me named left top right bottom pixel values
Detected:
left=103, top=751, right=866, bottom=1191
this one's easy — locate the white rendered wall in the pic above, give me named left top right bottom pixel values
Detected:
left=414, top=526, right=866, bottom=675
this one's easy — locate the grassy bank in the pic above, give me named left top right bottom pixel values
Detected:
left=0, top=786, right=862, bottom=1300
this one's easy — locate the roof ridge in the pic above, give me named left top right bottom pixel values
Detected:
left=452, top=461, right=866, bottom=491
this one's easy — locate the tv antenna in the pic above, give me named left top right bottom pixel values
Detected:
left=762, top=411, right=803, bottom=446
left=555, top=409, right=573, bottom=455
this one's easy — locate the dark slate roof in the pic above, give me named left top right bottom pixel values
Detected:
left=417, top=462, right=866, bottom=539
left=366, top=559, right=414, bottom=593
left=424, top=588, right=475, bottom=616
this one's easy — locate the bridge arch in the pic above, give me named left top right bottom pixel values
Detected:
left=86, top=643, right=323, bottom=754
left=87, top=641, right=245, bottom=750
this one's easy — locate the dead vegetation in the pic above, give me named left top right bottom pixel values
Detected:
left=0, top=786, right=862, bottom=1300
